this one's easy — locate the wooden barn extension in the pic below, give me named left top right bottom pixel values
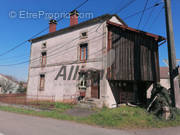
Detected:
left=107, top=21, right=165, bottom=105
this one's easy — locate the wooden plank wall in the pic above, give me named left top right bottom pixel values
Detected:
left=108, top=26, right=160, bottom=82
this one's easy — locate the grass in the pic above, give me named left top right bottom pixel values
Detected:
left=83, top=107, right=180, bottom=129
left=26, top=101, right=73, bottom=112
left=0, top=102, right=75, bottom=121
left=0, top=103, right=180, bottom=129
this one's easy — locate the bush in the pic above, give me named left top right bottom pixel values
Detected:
left=148, top=84, right=175, bottom=119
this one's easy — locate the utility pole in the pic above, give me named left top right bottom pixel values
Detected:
left=164, top=0, right=180, bottom=108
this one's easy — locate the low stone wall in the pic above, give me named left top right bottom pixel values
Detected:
left=0, top=94, right=55, bottom=105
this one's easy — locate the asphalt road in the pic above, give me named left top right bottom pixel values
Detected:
left=0, top=111, right=180, bottom=135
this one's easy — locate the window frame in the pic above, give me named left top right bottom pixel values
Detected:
left=39, top=74, right=45, bottom=91
left=41, top=42, right=47, bottom=49
left=41, top=51, right=47, bottom=67
left=80, top=43, right=88, bottom=61
left=80, top=31, right=88, bottom=39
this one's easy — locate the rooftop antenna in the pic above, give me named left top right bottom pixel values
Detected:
left=176, top=59, right=180, bottom=66
left=163, top=59, right=180, bottom=67
left=163, top=59, right=169, bottom=67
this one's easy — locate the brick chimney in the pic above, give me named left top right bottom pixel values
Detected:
left=70, top=10, right=79, bottom=26
left=49, top=19, right=57, bottom=33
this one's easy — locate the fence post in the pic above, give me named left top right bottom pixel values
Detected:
left=15, top=95, right=16, bottom=104
left=25, top=94, right=26, bottom=105
left=36, top=95, right=38, bottom=105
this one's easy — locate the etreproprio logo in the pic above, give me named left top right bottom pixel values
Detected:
left=9, top=10, right=94, bottom=20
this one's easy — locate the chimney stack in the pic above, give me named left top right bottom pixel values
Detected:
left=49, top=19, right=57, bottom=33
left=70, top=10, right=79, bottom=26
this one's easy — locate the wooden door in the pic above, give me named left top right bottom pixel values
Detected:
left=91, top=72, right=100, bottom=99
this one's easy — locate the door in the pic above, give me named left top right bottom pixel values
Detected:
left=91, top=72, right=100, bottom=99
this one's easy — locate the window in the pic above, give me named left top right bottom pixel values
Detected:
left=42, top=42, right=47, bottom=49
left=80, top=43, right=88, bottom=61
left=39, top=74, right=45, bottom=91
left=41, top=51, right=47, bottom=67
left=80, top=32, right=88, bottom=39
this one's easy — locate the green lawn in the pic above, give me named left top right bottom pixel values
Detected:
left=0, top=103, right=180, bottom=129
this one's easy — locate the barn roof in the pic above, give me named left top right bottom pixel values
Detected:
left=160, top=67, right=169, bottom=79
left=107, top=21, right=166, bottom=42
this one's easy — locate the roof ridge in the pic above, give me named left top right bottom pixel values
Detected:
left=0, top=74, right=19, bottom=84
left=29, top=14, right=125, bottom=43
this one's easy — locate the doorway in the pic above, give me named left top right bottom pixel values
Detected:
left=91, top=72, right=100, bottom=99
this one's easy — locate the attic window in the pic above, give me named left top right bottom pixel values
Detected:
left=42, top=42, right=47, bottom=48
left=80, top=32, right=88, bottom=38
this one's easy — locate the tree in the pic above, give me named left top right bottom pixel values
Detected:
left=17, top=82, right=26, bottom=93
left=0, top=78, right=16, bottom=94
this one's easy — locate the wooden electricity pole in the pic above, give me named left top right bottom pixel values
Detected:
left=164, top=0, right=180, bottom=108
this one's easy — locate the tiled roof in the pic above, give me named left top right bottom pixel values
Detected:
left=0, top=74, right=19, bottom=84
left=160, top=67, right=169, bottom=79
left=29, top=14, right=127, bottom=43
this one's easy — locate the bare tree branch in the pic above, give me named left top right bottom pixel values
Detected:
left=0, top=78, right=17, bottom=94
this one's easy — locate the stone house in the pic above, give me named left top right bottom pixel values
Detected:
left=27, top=10, right=165, bottom=108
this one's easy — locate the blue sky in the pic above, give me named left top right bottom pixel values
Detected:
left=0, top=0, right=179, bottom=81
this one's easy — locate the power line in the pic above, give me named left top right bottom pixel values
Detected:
left=0, top=1, right=163, bottom=66
left=0, top=3, right=163, bottom=66
left=115, top=0, right=137, bottom=14
left=0, top=26, right=99, bottom=66
left=137, top=0, right=149, bottom=29
left=1, top=14, right=110, bottom=65
left=73, top=0, right=88, bottom=11
left=96, top=0, right=137, bottom=33
left=29, top=26, right=101, bottom=64
left=123, top=2, right=163, bottom=20
left=149, top=6, right=164, bottom=29
left=0, top=55, right=29, bottom=62
left=0, top=40, right=28, bottom=57
left=45, top=34, right=105, bottom=61
left=0, top=35, right=87, bottom=66
left=0, top=28, right=106, bottom=67
left=29, top=31, right=107, bottom=65
left=29, top=47, right=106, bottom=78
left=0, top=53, right=28, bottom=61
left=142, top=0, right=157, bottom=29
left=0, top=0, right=88, bottom=57
left=110, top=0, right=124, bottom=13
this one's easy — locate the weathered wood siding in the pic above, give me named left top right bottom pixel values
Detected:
left=108, top=26, right=160, bottom=82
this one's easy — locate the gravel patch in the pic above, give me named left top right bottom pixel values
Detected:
left=0, top=102, right=44, bottom=112
left=65, top=106, right=96, bottom=117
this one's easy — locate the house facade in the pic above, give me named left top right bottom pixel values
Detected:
left=27, top=10, right=165, bottom=108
